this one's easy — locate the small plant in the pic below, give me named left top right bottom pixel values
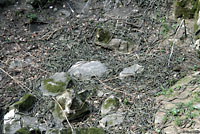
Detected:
left=191, top=65, right=200, bottom=71
left=174, top=117, right=182, bottom=126
left=163, top=101, right=200, bottom=127
left=123, top=98, right=129, bottom=105
left=155, top=86, right=174, bottom=97
left=26, top=13, right=37, bottom=23
left=177, top=57, right=185, bottom=62
left=170, top=107, right=180, bottom=116
left=155, top=128, right=161, bottom=133
left=191, top=91, right=200, bottom=102
left=160, top=16, right=169, bottom=35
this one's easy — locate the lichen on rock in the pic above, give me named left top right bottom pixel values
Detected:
left=95, top=28, right=112, bottom=44
left=40, top=72, right=73, bottom=96
left=53, top=89, right=89, bottom=122
left=13, top=94, right=36, bottom=112
left=101, top=95, right=119, bottom=115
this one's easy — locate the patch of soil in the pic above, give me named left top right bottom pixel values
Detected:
left=0, top=0, right=200, bottom=133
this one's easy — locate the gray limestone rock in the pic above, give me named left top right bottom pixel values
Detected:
left=99, top=112, right=124, bottom=128
left=68, top=61, right=107, bottom=80
left=3, top=109, right=21, bottom=134
left=119, top=64, right=144, bottom=79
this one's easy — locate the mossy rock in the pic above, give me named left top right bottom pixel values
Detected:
left=174, top=0, right=198, bottom=19
left=53, top=90, right=89, bottom=121
left=42, top=78, right=66, bottom=93
left=13, top=94, right=36, bottom=112
left=15, top=128, right=30, bottom=134
left=101, top=95, right=119, bottom=115
left=40, top=72, right=73, bottom=96
left=60, top=128, right=105, bottom=134
left=95, top=28, right=112, bottom=44
left=103, top=97, right=119, bottom=109
left=54, top=97, right=89, bottom=121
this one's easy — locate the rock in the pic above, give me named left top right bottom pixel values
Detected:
left=53, top=89, right=89, bottom=122
left=0, top=108, right=3, bottom=134
left=15, top=127, right=41, bottom=134
left=97, top=90, right=104, bottom=97
left=26, top=0, right=48, bottom=8
left=99, top=113, right=124, bottom=128
left=3, top=109, right=21, bottom=134
left=40, top=72, right=73, bottom=96
left=194, top=39, right=200, bottom=50
left=47, top=128, right=105, bottom=134
left=163, top=126, right=178, bottom=134
left=95, top=28, right=112, bottom=45
left=3, top=108, right=46, bottom=134
left=195, top=39, right=200, bottom=57
left=154, top=111, right=167, bottom=128
left=13, top=94, right=36, bottom=112
left=119, top=64, right=144, bottom=79
left=68, top=61, right=107, bottom=80
left=94, top=28, right=135, bottom=52
left=105, top=7, right=136, bottom=19
left=9, top=60, right=25, bottom=71
left=109, top=39, right=135, bottom=52
left=0, top=0, right=16, bottom=7
left=101, top=95, right=119, bottom=115
left=174, top=0, right=197, bottom=19
left=58, top=9, right=71, bottom=18
left=195, top=9, right=200, bottom=40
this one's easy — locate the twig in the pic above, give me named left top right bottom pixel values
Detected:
left=0, top=67, right=32, bottom=92
left=52, top=97, right=74, bottom=134
left=168, top=19, right=186, bottom=67
left=66, top=1, right=75, bottom=13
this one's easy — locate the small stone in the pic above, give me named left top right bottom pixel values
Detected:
left=173, top=66, right=181, bottom=72
left=163, top=126, right=178, bottom=134
left=99, top=112, right=124, bottom=128
left=193, top=103, right=200, bottom=110
left=59, top=9, right=71, bottom=17
left=3, top=109, right=21, bottom=134
left=97, top=90, right=104, bottom=97
left=119, top=64, right=144, bottom=79
left=9, top=60, right=24, bottom=71
left=155, top=111, right=166, bottom=127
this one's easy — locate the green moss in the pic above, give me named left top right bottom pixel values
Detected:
left=15, top=128, right=30, bottom=134
left=103, top=97, right=119, bottom=109
left=60, top=128, right=104, bottom=134
left=174, top=0, right=198, bottom=19
left=95, top=28, right=111, bottom=44
left=14, top=94, right=36, bottom=112
left=43, top=78, right=66, bottom=93
left=54, top=97, right=66, bottom=119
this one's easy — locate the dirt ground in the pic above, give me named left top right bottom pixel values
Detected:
left=1, top=0, right=200, bottom=133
